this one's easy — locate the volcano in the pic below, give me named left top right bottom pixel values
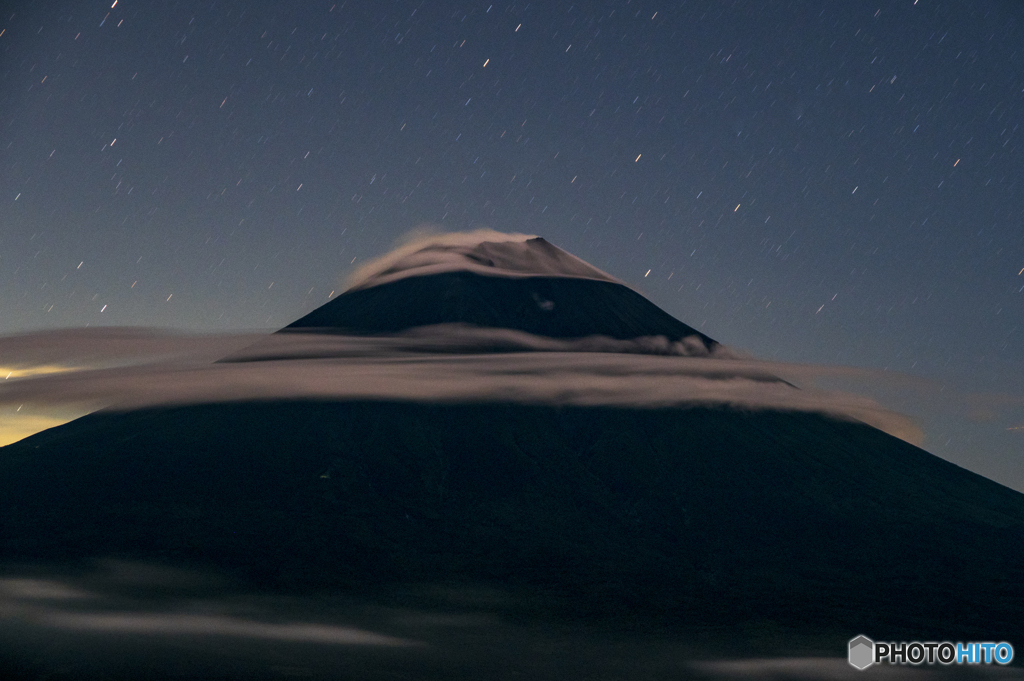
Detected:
left=1, top=233, right=1023, bottom=677
left=285, top=235, right=718, bottom=351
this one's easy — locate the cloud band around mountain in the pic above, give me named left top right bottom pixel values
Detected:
left=0, top=326, right=922, bottom=447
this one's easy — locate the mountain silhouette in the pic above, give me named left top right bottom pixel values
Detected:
left=1, top=233, right=1022, bottom=676
left=286, top=237, right=718, bottom=351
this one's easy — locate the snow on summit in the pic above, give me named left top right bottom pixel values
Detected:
left=345, top=229, right=621, bottom=291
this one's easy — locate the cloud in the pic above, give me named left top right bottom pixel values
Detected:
left=0, top=327, right=922, bottom=447
left=0, top=327, right=262, bottom=369
left=221, top=324, right=737, bottom=360
left=0, top=569, right=415, bottom=648
left=36, top=611, right=416, bottom=646
left=4, top=563, right=1019, bottom=680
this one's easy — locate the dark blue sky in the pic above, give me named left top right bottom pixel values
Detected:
left=2, top=1, right=1022, bottom=486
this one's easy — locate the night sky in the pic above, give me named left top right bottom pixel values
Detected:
left=2, top=2, right=1022, bottom=487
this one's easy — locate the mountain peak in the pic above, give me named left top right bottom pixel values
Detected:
left=287, top=230, right=717, bottom=351
left=345, top=230, right=620, bottom=292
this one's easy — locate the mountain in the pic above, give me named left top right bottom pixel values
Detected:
left=1, top=233, right=1023, bottom=678
left=285, top=236, right=718, bottom=351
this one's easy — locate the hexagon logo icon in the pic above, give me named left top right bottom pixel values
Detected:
left=849, top=635, right=875, bottom=670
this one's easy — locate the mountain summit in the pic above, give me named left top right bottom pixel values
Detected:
left=344, top=231, right=621, bottom=290
left=286, top=232, right=718, bottom=352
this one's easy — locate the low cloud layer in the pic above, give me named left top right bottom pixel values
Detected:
left=0, top=326, right=922, bottom=446
left=0, top=327, right=264, bottom=369
left=3, top=562, right=1018, bottom=681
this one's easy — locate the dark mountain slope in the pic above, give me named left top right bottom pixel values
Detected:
left=285, top=271, right=718, bottom=350
left=2, top=400, right=1022, bottom=643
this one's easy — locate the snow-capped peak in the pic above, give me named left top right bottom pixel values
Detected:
left=345, top=229, right=621, bottom=291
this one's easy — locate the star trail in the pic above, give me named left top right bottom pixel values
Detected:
left=2, top=1, right=1022, bottom=488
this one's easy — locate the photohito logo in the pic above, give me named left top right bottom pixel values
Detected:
left=848, top=635, right=1014, bottom=670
